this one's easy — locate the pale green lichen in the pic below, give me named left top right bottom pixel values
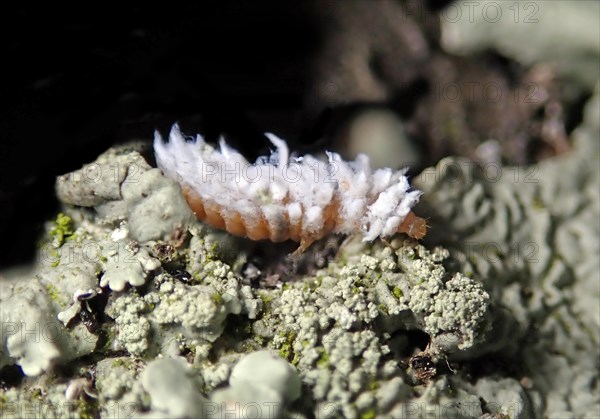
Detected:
left=104, top=255, right=262, bottom=357
left=3, top=81, right=597, bottom=418
left=210, top=350, right=301, bottom=418
left=100, top=240, right=161, bottom=291
left=141, top=357, right=207, bottom=417
left=1, top=272, right=97, bottom=376
left=412, top=83, right=600, bottom=418
left=395, top=245, right=490, bottom=350
left=441, top=0, right=599, bottom=88
left=248, top=240, right=491, bottom=418
left=0, top=163, right=515, bottom=418
left=105, top=293, right=154, bottom=356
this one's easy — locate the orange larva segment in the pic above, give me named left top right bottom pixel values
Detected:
left=181, top=185, right=426, bottom=252
left=398, top=211, right=428, bottom=240
left=245, top=216, right=271, bottom=241
left=322, top=200, right=339, bottom=236
left=223, top=211, right=247, bottom=238
left=267, top=215, right=290, bottom=243
left=203, top=201, right=226, bottom=230
left=182, top=187, right=206, bottom=220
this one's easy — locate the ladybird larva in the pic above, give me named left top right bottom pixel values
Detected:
left=154, top=124, right=426, bottom=254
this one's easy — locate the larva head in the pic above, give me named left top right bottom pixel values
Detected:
left=398, top=211, right=427, bottom=240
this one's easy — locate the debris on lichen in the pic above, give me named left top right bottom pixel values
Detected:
left=49, top=212, right=75, bottom=248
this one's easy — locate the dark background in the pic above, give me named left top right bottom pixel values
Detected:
left=0, top=1, right=449, bottom=267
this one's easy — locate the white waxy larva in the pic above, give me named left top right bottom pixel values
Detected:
left=154, top=124, right=426, bottom=254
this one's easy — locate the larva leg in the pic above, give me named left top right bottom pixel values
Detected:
left=291, top=236, right=316, bottom=257
left=380, top=238, right=394, bottom=249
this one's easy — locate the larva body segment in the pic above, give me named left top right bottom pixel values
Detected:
left=154, top=125, right=426, bottom=253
